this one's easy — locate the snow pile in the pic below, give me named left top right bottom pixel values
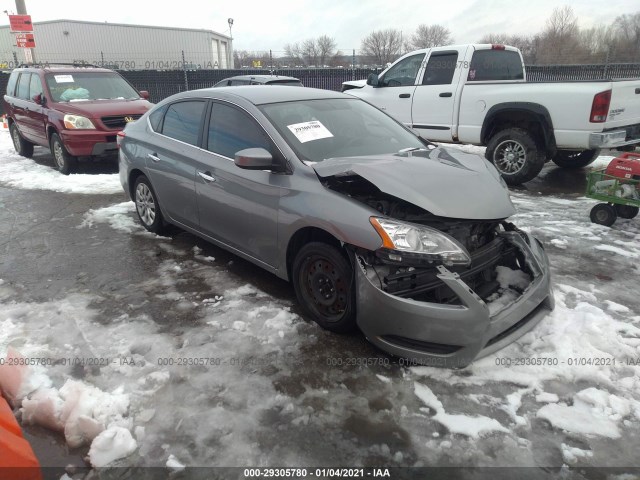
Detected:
left=0, top=129, right=122, bottom=194
left=88, top=426, right=137, bottom=467
left=80, top=201, right=153, bottom=235
left=486, top=266, right=532, bottom=315
left=560, top=443, right=593, bottom=465
left=414, top=382, right=509, bottom=438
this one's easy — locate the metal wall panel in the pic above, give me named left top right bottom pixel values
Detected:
left=0, top=20, right=232, bottom=69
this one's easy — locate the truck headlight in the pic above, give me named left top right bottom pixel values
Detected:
left=63, top=114, right=96, bottom=129
left=370, top=217, right=471, bottom=267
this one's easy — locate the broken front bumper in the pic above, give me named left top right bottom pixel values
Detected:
left=355, top=232, right=554, bottom=368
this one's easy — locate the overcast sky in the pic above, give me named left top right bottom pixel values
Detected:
left=2, top=0, right=637, bottom=53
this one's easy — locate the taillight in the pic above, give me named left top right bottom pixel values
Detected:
left=491, top=44, right=506, bottom=50
left=590, top=90, right=611, bottom=123
left=116, top=131, right=125, bottom=148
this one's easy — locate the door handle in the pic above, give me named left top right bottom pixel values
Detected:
left=147, top=153, right=160, bottom=162
left=399, top=93, right=411, bottom=98
left=439, top=92, right=453, bottom=97
left=198, top=171, right=216, bottom=183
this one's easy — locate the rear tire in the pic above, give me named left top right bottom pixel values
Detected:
left=292, top=242, right=357, bottom=333
left=10, top=123, right=34, bottom=158
left=50, top=133, right=77, bottom=175
left=552, top=149, right=600, bottom=168
left=485, top=128, right=545, bottom=186
left=133, top=175, right=165, bottom=234
left=590, top=203, right=617, bottom=226
left=615, top=204, right=639, bottom=219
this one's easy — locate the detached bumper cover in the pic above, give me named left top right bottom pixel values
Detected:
left=355, top=232, right=554, bottom=368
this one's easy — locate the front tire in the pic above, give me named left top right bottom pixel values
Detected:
left=133, top=175, right=165, bottom=234
left=485, top=128, right=546, bottom=186
left=292, top=242, right=356, bottom=333
left=50, top=133, right=77, bottom=175
left=10, top=123, right=34, bottom=158
left=590, top=203, right=617, bottom=226
left=552, top=149, right=600, bottom=168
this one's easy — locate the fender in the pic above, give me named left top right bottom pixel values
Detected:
left=481, top=102, right=556, bottom=151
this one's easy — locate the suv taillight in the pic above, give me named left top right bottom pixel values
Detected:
left=590, top=90, right=611, bottom=123
left=116, top=131, right=125, bottom=148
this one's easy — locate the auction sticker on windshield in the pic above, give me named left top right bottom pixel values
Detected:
left=287, top=121, right=333, bottom=143
left=54, top=75, right=74, bottom=83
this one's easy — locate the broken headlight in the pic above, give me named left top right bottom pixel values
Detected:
left=370, top=217, right=471, bottom=267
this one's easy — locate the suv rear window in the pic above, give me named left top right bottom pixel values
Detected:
left=468, top=50, right=524, bottom=81
left=16, top=73, right=31, bottom=100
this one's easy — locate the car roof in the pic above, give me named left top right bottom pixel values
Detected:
left=168, top=86, right=348, bottom=105
left=222, top=74, right=300, bottom=82
left=14, top=66, right=116, bottom=74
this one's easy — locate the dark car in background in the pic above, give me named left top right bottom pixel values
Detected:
left=2, top=65, right=152, bottom=174
left=118, top=86, right=554, bottom=367
left=213, top=74, right=303, bottom=87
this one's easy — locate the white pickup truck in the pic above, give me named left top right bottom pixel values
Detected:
left=343, top=44, right=640, bottom=185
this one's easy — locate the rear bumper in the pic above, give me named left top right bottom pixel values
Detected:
left=355, top=232, right=554, bottom=368
left=589, top=124, right=640, bottom=148
left=59, top=130, right=118, bottom=157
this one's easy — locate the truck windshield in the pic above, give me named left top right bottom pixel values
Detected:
left=259, top=98, right=425, bottom=163
left=468, top=50, right=524, bottom=81
left=45, top=72, right=140, bottom=102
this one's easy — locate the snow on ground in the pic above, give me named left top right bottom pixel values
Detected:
left=0, top=129, right=122, bottom=194
left=1, top=142, right=640, bottom=470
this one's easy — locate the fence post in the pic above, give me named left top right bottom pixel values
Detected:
left=182, top=50, right=189, bottom=91
left=603, top=48, right=610, bottom=79
left=101, top=51, right=104, bottom=66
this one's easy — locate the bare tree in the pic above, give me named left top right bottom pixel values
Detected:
left=361, top=28, right=403, bottom=65
left=301, top=39, right=319, bottom=66
left=537, top=5, right=583, bottom=63
left=478, top=34, right=538, bottom=63
left=411, top=24, right=453, bottom=49
left=233, top=50, right=251, bottom=67
left=316, top=35, right=337, bottom=66
left=284, top=42, right=303, bottom=65
left=612, top=12, right=640, bottom=60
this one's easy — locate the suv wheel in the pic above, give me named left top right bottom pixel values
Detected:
left=10, top=123, right=34, bottom=158
left=50, top=133, right=77, bottom=175
left=485, top=128, right=546, bottom=186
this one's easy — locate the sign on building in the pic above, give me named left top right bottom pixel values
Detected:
left=9, top=15, right=33, bottom=33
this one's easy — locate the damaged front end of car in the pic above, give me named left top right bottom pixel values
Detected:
left=319, top=162, right=554, bottom=368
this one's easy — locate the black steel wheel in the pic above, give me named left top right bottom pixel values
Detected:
left=615, top=204, right=639, bottom=219
left=10, top=123, right=34, bottom=158
left=590, top=203, right=617, bottom=227
left=552, top=149, right=600, bottom=168
left=133, top=175, right=165, bottom=234
left=50, top=133, right=77, bottom=175
left=485, top=127, right=545, bottom=185
left=292, top=242, right=356, bottom=333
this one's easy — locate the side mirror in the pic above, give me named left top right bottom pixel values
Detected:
left=366, top=73, right=379, bottom=87
left=234, top=148, right=275, bottom=171
left=32, top=93, right=45, bottom=105
left=139, top=90, right=150, bottom=100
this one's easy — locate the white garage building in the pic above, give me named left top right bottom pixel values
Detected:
left=0, top=19, right=233, bottom=69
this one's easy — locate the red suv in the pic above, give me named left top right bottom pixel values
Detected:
left=2, top=65, right=152, bottom=174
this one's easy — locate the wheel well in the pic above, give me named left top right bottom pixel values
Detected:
left=286, top=227, right=343, bottom=280
left=46, top=125, right=58, bottom=144
left=484, top=110, right=554, bottom=153
left=128, top=169, right=146, bottom=199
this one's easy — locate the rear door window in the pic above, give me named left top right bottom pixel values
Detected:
left=468, top=50, right=524, bottom=81
left=422, top=52, right=458, bottom=85
left=6, top=71, right=19, bottom=96
left=160, top=101, right=206, bottom=146
left=16, top=73, right=31, bottom=100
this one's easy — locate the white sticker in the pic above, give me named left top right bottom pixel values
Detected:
left=54, top=75, right=74, bottom=83
left=287, top=121, right=333, bottom=143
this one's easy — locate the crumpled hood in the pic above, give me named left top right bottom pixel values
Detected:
left=312, top=147, right=516, bottom=220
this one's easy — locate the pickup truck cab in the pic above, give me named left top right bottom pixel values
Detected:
left=3, top=65, right=152, bottom=174
left=344, top=44, right=640, bottom=185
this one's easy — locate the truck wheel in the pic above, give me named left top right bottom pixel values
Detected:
left=590, top=203, right=617, bottom=226
left=485, top=128, right=545, bottom=186
left=50, top=133, right=77, bottom=175
left=615, top=204, right=639, bottom=219
left=292, top=242, right=356, bottom=333
left=552, top=149, right=600, bottom=168
left=9, top=123, right=34, bottom=158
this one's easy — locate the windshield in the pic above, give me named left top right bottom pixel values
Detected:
left=45, top=72, right=140, bottom=102
left=259, top=98, right=425, bottom=163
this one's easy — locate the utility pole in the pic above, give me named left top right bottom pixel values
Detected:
left=15, top=0, right=35, bottom=63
